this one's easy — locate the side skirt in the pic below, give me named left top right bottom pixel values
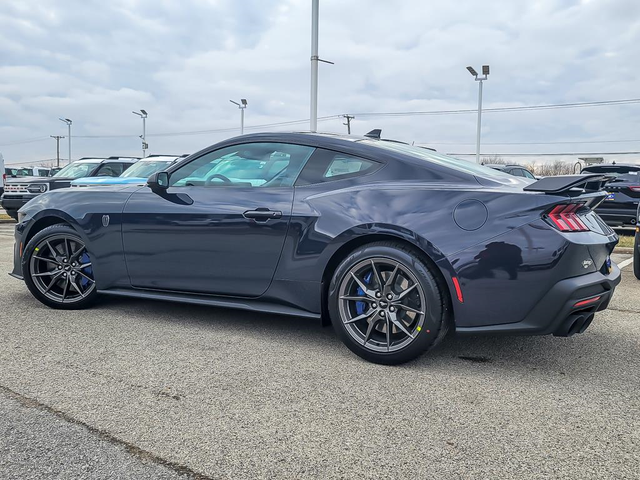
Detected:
left=98, top=288, right=321, bottom=319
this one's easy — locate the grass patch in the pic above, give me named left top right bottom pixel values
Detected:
left=0, top=214, right=12, bottom=221
left=616, top=232, right=636, bottom=249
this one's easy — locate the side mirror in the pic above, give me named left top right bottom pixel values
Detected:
left=148, top=171, right=169, bottom=192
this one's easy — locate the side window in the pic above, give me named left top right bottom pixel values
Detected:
left=296, top=149, right=381, bottom=185
left=522, top=169, right=536, bottom=179
left=96, top=163, right=124, bottom=177
left=510, top=168, right=524, bottom=177
left=168, top=143, right=315, bottom=188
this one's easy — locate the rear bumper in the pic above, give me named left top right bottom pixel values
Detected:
left=456, top=263, right=621, bottom=336
left=595, top=207, right=638, bottom=226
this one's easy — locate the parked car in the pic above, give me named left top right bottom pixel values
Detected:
left=71, top=155, right=186, bottom=188
left=1, top=157, right=138, bottom=220
left=11, top=132, right=620, bottom=364
left=635, top=203, right=639, bottom=279
left=581, top=164, right=640, bottom=227
left=484, top=163, right=537, bottom=179
left=0, top=153, right=4, bottom=197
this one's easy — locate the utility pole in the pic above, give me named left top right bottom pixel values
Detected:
left=342, top=114, right=355, bottom=134
left=51, top=135, right=65, bottom=167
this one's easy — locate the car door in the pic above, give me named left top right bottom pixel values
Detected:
left=121, top=142, right=315, bottom=297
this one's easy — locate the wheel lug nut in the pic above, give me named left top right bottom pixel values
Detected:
left=375, top=292, right=381, bottom=298
left=380, top=311, right=385, bottom=317
left=389, top=306, right=395, bottom=312
left=387, top=294, right=393, bottom=300
left=372, top=303, right=377, bottom=309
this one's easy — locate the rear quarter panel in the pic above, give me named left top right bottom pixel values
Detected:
left=279, top=180, right=614, bottom=326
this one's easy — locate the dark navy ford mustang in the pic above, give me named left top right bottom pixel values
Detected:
left=11, top=132, right=621, bottom=364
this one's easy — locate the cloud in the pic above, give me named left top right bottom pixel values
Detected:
left=0, top=0, right=639, bottom=165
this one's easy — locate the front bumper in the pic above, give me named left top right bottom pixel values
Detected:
left=10, top=220, right=26, bottom=281
left=1, top=194, right=39, bottom=212
left=456, top=263, right=621, bottom=336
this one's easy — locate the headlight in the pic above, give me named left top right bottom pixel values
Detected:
left=26, top=184, right=48, bottom=193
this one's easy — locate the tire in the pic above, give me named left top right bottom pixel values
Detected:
left=5, top=209, right=18, bottom=221
left=22, top=224, right=98, bottom=309
left=328, top=242, right=448, bottom=365
left=634, top=230, right=640, bottom=280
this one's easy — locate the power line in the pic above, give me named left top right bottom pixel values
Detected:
left=3, top=97, right=640, bottom=144
left=448, top=151, right=640, bottom=157
left=0, top=136, right=50, bottom=147
left=422, top=138, right=640, bottom=146
left=352, top=98, right=640, bottom=118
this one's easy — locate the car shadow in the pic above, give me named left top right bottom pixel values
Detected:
left=91, top=295, right=639, bottom=381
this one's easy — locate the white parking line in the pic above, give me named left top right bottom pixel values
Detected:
left=619, top=257, right=634, bottom=269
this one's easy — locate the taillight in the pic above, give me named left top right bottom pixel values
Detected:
left=629, top=186, right=640, bottom=192
left=546, top=203, right=589, bottom=232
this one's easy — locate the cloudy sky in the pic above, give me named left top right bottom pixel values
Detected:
left=1, top=0, right=640, bottom=166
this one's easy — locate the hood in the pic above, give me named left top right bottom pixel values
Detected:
left=72, top=176, right=147, bottom=186
left=6, top=176, right=74, bottom=184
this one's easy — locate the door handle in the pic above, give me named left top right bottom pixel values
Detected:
left=243, top=208, right=282, bottom=221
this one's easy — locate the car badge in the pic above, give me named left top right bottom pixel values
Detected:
left=102, top=215, right=110, bottom=227
left=582, top=259, right=593, bottom=269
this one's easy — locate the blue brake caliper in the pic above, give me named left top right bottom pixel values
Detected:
left=355, top=271, right=372, bottom=315
left=80, top=252, right=93, bottom=287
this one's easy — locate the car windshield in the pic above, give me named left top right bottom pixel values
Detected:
left=53, top=162, right=101, bottom=178
left=121, top=160, right=174, bottom=178
left=361, top=140, right=518, bottom=181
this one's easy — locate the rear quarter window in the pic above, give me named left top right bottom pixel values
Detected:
left=296, top=149, right=380, bottom=185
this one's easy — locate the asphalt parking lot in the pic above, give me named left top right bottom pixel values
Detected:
left=0, top=222, right=638, bottom=480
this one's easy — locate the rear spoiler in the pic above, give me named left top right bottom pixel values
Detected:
left=523, top=174, right=614, bottom=194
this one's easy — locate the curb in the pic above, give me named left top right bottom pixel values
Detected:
left=614, top=247, right=634, bottom=255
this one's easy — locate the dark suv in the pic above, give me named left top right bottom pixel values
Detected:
left=1, top=157, right=138, bottom=220
left=581, top=164, right=640, bottom=227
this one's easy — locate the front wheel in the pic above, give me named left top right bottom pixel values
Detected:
left=22, top=224, right=98, bottom=309
left=328, top=242, right=449, bottom=365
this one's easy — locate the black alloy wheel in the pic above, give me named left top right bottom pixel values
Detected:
left=329, top=242, right=449, bottom=365
left=23, top=224, right=98, bottom=309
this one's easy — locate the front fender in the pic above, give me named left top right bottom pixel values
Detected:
left=17, top=188, right=138, bottom=289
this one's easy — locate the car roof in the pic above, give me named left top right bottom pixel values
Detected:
left=582, top=163, right=640, bottom=171
left=137, top=155, right=181, bottom=162
left=75, top=157, right=139, bottom=164
left=485, top=164, right=528, bottom=169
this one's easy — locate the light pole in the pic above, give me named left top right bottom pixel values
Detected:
left=229, top=99, right=248, bottom=134
left=467, top=65, right=490, bottom=163
left=309, top=0, right=333, bottom=133
left=132, top=110, right=148, bottom=157
left=59, top=118, right=72, bottom=163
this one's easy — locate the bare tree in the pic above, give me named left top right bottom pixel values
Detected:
left=480, top=154, right=506, bottom=165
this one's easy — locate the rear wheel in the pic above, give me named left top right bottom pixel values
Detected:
left=22, top=224, right=98, bottom=309
left=328, top=242, right=448, bottom=364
